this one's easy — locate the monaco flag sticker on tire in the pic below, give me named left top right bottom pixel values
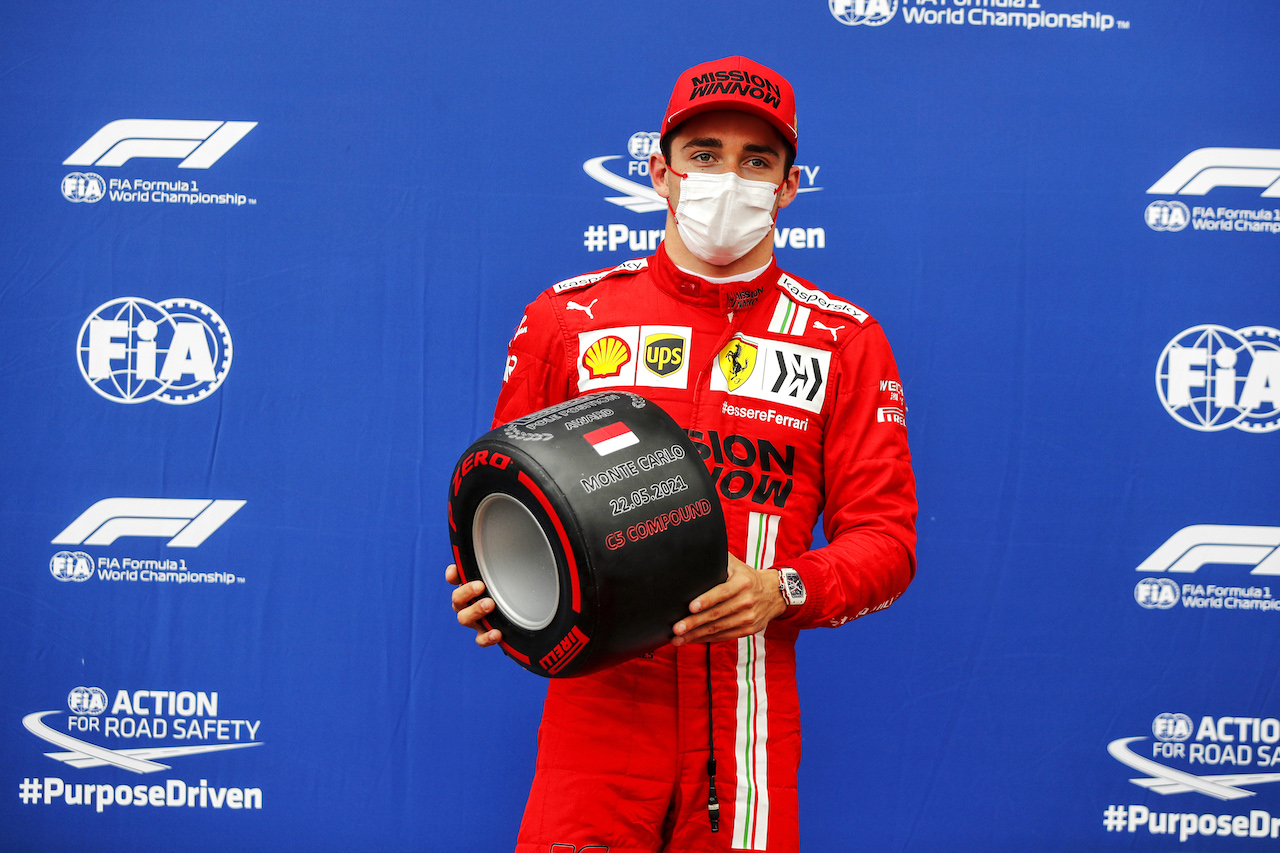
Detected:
left=448, top=391, right=727, bottom=678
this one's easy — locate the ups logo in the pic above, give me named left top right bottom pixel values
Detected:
left=644, top=334, right=685, bottom=377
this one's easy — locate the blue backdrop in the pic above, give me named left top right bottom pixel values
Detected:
left=3, top=1, right=1279, bottom=850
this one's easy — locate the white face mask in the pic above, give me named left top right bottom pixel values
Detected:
left=670, top=169, right=781, bottom=266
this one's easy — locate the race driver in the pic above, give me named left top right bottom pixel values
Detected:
left=447, top=56, right=917, bottom=853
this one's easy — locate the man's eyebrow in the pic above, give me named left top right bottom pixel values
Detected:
left=681, top=137, right=722, bottom=150
left=743, top=142, right=780, bottom=157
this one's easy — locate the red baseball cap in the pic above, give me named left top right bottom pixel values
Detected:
left=661, top=56, right=798, bottom=152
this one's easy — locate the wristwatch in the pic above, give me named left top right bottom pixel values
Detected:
left=777, top=567, right=806, bottom=607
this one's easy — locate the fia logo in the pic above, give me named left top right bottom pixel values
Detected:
left=1156, top=325, right=1280, bottom=432
left=628, top=131, right=660, bottom=159
left=1153, top=713, right=1193, bottom=742
left=50, top=551, right=94, bottom=582
left=61, top=172, right=105, bottom=203
left=1145, top=200, right=1189, bottom=232
left=1134, top=577, right=1180, bottom=610
left=830, top=0, right=898, bottom=26
left=77, top=297, right=232, bottom=405
left=67, top=686, right=108, bottom=715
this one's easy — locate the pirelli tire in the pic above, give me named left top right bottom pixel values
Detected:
left=448, top=391, right=727, bottom=678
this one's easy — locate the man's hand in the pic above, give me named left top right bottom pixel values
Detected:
left=446, top=564, right=503, bottom=647
left=671, top=553, right=786, bottom=646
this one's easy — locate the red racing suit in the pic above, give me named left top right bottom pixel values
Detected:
left=494, top=243, right=917, bottom=853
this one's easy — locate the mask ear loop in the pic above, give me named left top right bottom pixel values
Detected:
left=663, top=158, right=688, bottom=223
left=769, top=176, right=785, bottom=224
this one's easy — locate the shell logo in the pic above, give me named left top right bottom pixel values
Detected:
left=582, top=335, right=632, bottom=379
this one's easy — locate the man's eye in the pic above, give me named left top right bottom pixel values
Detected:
left=692, top=152, right=712, bottom=162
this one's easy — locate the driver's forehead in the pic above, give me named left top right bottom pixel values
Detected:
left=670, top=110, right=785, bottom=153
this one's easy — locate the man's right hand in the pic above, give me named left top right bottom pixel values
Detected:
left=446, top=564, right=503, bottom=647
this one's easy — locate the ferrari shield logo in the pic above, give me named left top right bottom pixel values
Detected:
left=717, top=338, right=757, bottom=391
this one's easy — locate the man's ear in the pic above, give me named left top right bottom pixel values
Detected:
left=649, top=152, right=672, bottom=200
left=776, top=165, right=801, bottom=210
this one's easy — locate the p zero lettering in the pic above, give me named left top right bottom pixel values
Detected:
left=451, top=450, right=512, bottom=496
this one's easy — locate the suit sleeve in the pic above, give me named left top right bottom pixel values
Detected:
left=776, top=320, right=918, bottom=629
left=491, top=292, right=574, bottom=428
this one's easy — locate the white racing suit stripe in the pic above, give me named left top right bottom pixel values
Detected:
left=733, top=512, right=780, bottom=849
left=767, top=294, right=810, bottom=336
left=745, top=511, right=779, bottom=571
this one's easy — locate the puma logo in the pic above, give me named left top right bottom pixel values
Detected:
left=813, top=320, right=844, bottom=341
left=567, top=299, right=598, bottom=319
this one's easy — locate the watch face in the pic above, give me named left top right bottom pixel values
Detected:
left=782, top=569, right=806, bottom=605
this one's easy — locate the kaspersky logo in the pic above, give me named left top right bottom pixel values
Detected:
left=64, top=120, right=256, bottom=169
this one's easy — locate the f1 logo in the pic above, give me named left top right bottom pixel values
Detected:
left=64, top=120, right=257, bottom=169
left=1135, top=525, right=1280, bottom=575
left=52, top=498, right=246, bottom=548
left=1147, top=148, right=1280, bottom=197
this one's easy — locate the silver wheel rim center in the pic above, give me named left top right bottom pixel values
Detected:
left=472, top=493, right=560, bottom=631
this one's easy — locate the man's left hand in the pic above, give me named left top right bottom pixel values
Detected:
left=671, top=553, right=786, bottom=645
